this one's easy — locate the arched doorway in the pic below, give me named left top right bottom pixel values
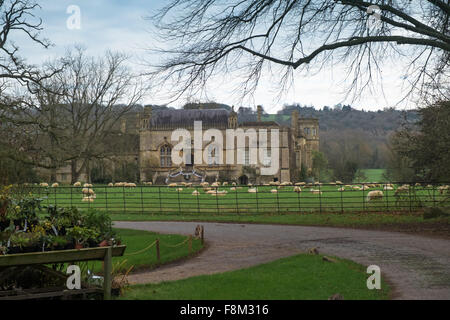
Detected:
left=239, top=175, right=248, bottom=185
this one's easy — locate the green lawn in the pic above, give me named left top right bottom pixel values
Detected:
left=120, top=254, right=390, bottom=300
left=358, top=169, right=386, bottom=182
left=18, top=183, right=449, bottom=216
left=88, top=228, right=203, bottom=273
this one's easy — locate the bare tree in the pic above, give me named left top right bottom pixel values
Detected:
left=148, top=0, right=450, bottom=104
left=0, top=0, right=54, bottom=92
left=2, top=48, right=147, bottom=182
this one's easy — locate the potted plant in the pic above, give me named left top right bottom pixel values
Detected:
left=67, top=226, right=98, bottom=249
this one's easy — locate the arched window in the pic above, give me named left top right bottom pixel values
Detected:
left=160, top=145, right=172, bottom=167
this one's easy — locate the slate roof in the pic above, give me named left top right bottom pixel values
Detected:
left=150, top=109, right=230, bottom=128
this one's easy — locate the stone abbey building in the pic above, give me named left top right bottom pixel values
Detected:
left=138, top=106, right=319, bottom=184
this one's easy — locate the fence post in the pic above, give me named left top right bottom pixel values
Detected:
left=200, top=226, right=204, bottom=245
left=215, top=186, right=219, bottom=215
left=156, top=238, right=160, bottom=265
left=140, top=185, right=144, bottom=214
left=158, top=186, right=162, bottom=214
left=105, top=186, right=108, bottom=213
left=255, top=186, right=259, bottom=214
left=362, top=183, right=365, bottom=213
left=103, top=246, right=112, bottom=300
left=177, top=187, right=181, bottom=215
left=235, top=186, right=239, bottom=215
left=386, top=184, right=389, bottom=212
left=196, top=186, right=200, bottom=214
left=188, top=235, right=192, bottom=254
left=122, top=186, right=126, bottom=214
left=409, top=184, right=412, bottom=212
left=276, top=186, right=280, bottom=214
left=319, top=184, right=322, bottom=214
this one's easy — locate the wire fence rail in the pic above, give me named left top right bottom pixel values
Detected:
left=10, top=182, right=450, bottom=215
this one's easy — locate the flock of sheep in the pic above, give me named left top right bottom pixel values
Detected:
left=37, top=180, right=449, bottom=203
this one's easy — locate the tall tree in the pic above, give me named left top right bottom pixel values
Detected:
left=1, top=48, right=147, bottom=183
left=0, top=0, right=55, bottom=92
left=389, top=100, right=450, bottom=182
left=149, top=0, right=449, bottom=102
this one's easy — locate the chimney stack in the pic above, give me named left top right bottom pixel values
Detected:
left=291, top=109, right=299, bottom=133
left=257, top=105, right=262, bottom=122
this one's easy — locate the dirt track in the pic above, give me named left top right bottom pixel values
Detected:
left=114, top=221, right=450, bottom=300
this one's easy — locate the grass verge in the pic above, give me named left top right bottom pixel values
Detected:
left=110, top=213, right=450, bottom=239
left=88, top=228, right=203, bottom=273
left=120, top=254, right=390, bottom=300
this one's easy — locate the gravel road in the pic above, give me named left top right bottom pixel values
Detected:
left=114, top=221, right=450, bottom=300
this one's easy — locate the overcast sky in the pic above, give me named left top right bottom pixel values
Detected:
left=19, top=1, right=418, bottom=113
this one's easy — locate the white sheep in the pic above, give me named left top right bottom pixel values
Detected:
left=40, top=182, right=49, bottom=187
left=271, top=189, right=278, bottom=193
left=310, top=189, right=322, bottom=195
left=192, top=190, right=200, bottom=196
left=51, top=183, right=59, bottom=188
left=293, top=186, right=302, bottom=193
left=73, top=182, right=82, bottom=187
left=366, top=190, right=383, bottom=201
left=248, top=188, right=257, bottom=193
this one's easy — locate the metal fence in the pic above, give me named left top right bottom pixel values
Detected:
left=10, top=182, right=450, bottom=215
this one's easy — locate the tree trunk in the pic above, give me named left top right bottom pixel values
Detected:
left=71, top=160, right=79, bottom=184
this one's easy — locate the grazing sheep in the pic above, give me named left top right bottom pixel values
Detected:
left=362, top=185, right=370, bottom=191
left=271, top=189, right=278, bottom=193
left=192, top=190, right=200, bottom=196
left=82, top=188, right=95, bottom=195
left=366, top=190, right=383, bottom=202
left=438, top=185, right=449, bottom=194
left=230, top=187, right=236, bottom=191
left=383, top=185, right=394, bottom=191
left=293, top=186, right=302, bottom=193
left=211, top=182, right=220, bottom=187
left=51, top=183, right=59, bottom=188
left=232, top=182, right=237, bottom=186
left=310, top=189, right=322, bottom=195
left=295, top=182, right=306, bottom=186
left=335, top=181, right=343, bottom=185
left=222, top=182, right=228, bottom=186
left=352, top=186, right=362, bottom=191
left=82, top=196, right=95, bottom=203
left=177, top=188, right=184, bottom=192
left=329, top=182, right=336, bottom=185
left=73, top=182, right=82, bottom=187
left=126, top=183, right=137, bottom=188
left=395, top=185, right=409, bottom=195
left=168, top=183, right=177, bottom=187
left=108, top=183, right=114, bottom=187
left=40, top=182, right=49, bottom=187
left=248, top=188, right=257, bottom=193
left=338, top=187, right=345, bottom=192
left=83, top=183, right=93, bottom=188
